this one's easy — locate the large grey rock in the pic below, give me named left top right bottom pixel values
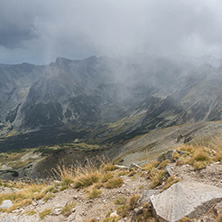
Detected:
left=0, top=200, right=12, bottom=209
left=150, top=181, right=222, bottom=222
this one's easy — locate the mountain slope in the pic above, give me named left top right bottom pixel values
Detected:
left=0, top=55, right=222, bottom=151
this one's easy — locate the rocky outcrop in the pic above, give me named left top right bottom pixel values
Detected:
left=150, top=181, right=222, bottom=222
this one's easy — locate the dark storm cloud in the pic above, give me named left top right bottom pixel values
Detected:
left=0, top=0, right=222, bottom=64
left=0, top=1, right=37, bottom=49
left=0, top=22, right=36, bottom=49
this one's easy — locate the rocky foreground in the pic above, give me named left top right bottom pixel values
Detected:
left=1, top=144, right=222, bottom=222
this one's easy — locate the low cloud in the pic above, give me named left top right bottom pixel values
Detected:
left=1, top=0, right=222, bottom=64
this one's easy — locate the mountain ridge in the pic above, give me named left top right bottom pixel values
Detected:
left=1, top=55, right=222, bottom=151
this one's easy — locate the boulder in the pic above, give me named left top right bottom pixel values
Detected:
left=0, top=200, right=12, bottom=209
left=150, top=181, right=222, bottom=222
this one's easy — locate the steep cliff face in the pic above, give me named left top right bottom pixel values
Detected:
left=0, top=55, right=222, bottom=149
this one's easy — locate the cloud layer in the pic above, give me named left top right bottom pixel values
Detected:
left=1, top=0, right=222, bottom=64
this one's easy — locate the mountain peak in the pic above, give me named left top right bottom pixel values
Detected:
left=55, top=57, right=72, bottom=65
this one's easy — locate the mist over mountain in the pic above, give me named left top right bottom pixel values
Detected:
left=0, top=54, right=222, bottom=152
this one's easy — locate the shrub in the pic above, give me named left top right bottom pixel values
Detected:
left=114, top=196, right=127, bottom=205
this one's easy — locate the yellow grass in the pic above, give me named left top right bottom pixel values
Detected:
left=175, top=136, right=222, bottom=169
left=61, top=202, right=76, bottom=217
left=104, top=177, right=124, bottom=189
left=39, top=209, right=51, bottom=220
left=88, top=188, right=102, bottom=199
left=163, top=176, right=181, bottom=190
left=0, top=183, right=51, bottom=212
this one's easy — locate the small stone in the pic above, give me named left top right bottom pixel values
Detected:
left=38, top=200, right=45, bottom=205
left=73, top=195, right=78, bottom=199
left=134, top=207, right=143, bottom=215
left=202, top=216, right=210, bottom=222
left=165, top=166, right=174, bottom=177
left=134, top=208, right=139, bottom=213
left=32, top=201, right=38, bottom=206
left=129, top=163, right=142, bottom=169
left=0, top=200, right=12, bottom=209
left=81, top=211, right=87, bottom=216
left=53, top=208, right=62, bottom=215
left=12, top=208, right=24, bottom=214
left=115, top=165, right=129, bottom=170
left=110, top=211, right=119, bottom=218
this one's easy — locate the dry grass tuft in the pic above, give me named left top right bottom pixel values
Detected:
left=43, top=193, right=55, bottom=202
left=114, top=196, right=127, bottom=205
left=173, top=136, right=222, bottom=170
left=101, top=162, right=117, bottom=172
left=101, top=172, right=114, bottom=183
left=0, top=183, right=51, bottom=212
left=102, top=216, right=120, bottom=222
left=163, top=176, right=181, bottom=190
left=23, top=210, right=36, bottom=216
left=179, top=216, right=192, bottom=222
left=128, top=194, right=140, bottom=210
left=104, top=177, right=124, bottom=189
left=88, top=188, right=102, bottom=199
left=53, top=158, right=111, bottom=189
left=116, top=194, right=141, bottom=218
left=61, top=202, right=76, bottom=217
left=74, top=172, right=101, bottom=188
left=39, top=209, right=51, bottom=220
left=158, top=160, right=170, bottom=169
left=148, top=169, right=165, bottom=189
left=217, top=212, right=222, bottom=222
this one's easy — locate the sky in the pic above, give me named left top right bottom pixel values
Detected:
left=1, top=0, right=222, bottom=64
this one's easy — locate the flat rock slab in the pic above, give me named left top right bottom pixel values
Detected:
left=150, top=181, right=222, bottom=222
